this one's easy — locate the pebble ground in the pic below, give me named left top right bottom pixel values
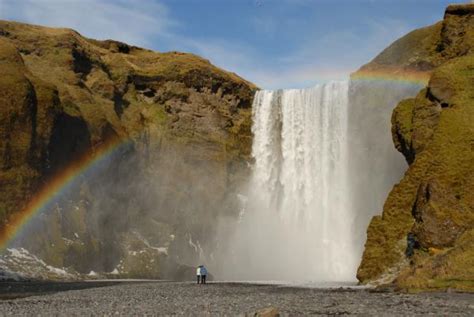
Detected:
left=0, top=281, right=473, bottom=316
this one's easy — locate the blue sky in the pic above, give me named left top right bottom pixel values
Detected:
left=0, top=0, right=467, bottom=89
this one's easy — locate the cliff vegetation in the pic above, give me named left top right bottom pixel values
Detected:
left=0, top=20, right=256, bottom=279
left=357, top=4, right=474, bottom=292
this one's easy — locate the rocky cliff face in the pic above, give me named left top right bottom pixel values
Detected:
left=0, top=20, right=256, bottom=279
left=357, top=4, right=474, bottom=291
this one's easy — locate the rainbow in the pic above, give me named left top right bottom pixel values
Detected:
left=0, top=66, right=431, bottom=251
left=0, top=136, right=132, bottom=250
left=351, top=66, right=431, bottom=86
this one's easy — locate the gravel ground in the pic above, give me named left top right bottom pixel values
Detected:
left=0, top=281, right=122, bottom=300
left=0, top=281, right=473, bottom=316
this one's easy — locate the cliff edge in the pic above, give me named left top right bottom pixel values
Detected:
left=0, top=20, right=256, bottom=278
left=356, top=4, right=474, bottom=291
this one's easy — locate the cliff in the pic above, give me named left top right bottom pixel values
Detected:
left=356, top=4, right=474, bottom=291
left=0, top=20, right=256, bottom=278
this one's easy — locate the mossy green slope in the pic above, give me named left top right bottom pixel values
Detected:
left=358, top=4, right=474, bottom=76
left=0, top=20, right=256, bottom=278
left=357, top=4, right=474, bottom=291
left=0, top=37, right=61, bottom=227
left=0, top=19, right=256, bottom=226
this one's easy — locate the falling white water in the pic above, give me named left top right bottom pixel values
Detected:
left=221, top=81, right=357, bottom=282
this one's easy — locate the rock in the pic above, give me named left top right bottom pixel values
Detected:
left=251, top=307, right=280, bottom=317
left=438, top=4, right=474, bottom=59
left=354, top=3, right=474, bottom=80
left=446, top=3, right=474, bottom=15
left=0, top=20, right=256, bottom=278
left=428, top=75, right=454, bottom=105
left=391, top=98, right=416, bottom=164
left=1, top=282, right=473, bottom=315
left=412, top=180, right=465, bottom=248
left=0, top=37, right=62, bottom=228
left=357, top=5, right=474, bottom=291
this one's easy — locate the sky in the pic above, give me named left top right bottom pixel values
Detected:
left=0, top=0, right=468, bottom=89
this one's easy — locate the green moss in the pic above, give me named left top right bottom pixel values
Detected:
left=354, top=3, right=474, bottom=79
left=0, top=203, right=7, bottom=225
left=359, top=54, right=474, bottom=291
left=396, top=230, right=474, bottom=292
left=368, top=22, right=442, bottom=69
left=393, top=99, right=414, bottom=143
left=152, top=106, right=168, bottom=124
left=0, top=19, right=256, bottom=279
left=391, top=97, right=415, bottom=158
left=431, top=55, right=474, bottom=103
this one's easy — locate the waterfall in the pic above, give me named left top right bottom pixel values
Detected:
left=221, top=81, right=357, bottom=282
left=213, top=77, right=422, bottom=283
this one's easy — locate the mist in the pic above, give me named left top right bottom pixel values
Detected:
left=6, top=136, right=246, bottom=280
left=213, top=79, right=423, bottom=283
left=3, top=78, right=423, bottom=282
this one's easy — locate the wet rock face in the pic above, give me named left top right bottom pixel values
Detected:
left=0, top=38, right=62, bottom=225
left=0, top=20, right=256, bottom=278
left=47, top=113, right=91, bottom=174
left=412, top=180, right=465, bottom=248
left=357, top=4, right=474, bottom=291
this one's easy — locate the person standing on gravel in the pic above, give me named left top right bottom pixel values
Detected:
left=196, top=266, right=202, bottom=284
left=200, top=265, right=208, bottom=284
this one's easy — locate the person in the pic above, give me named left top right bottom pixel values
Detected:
left=405, top=232, right=420, bottom=258
left=196, top=265, right=201, bottom=284
left=200, top=265, right=208, bottom=284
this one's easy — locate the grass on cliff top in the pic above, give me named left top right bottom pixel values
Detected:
left=0, top=19, right=257, bottom=93
left=431, top=54, right=474, bottom=104
left=127, top=50, right=256, bottom=88
left=1, top=18, right=257, bottom=140
left=357, top=22, right=442, bottom=72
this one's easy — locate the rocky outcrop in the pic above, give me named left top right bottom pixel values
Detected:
left=0, top=38, right=62, bottom=226
left=0, top=20, right=256, bottom=278
left=356, top=4, right=474, bottom=77
left=357, top=4, right=474, bottom=291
